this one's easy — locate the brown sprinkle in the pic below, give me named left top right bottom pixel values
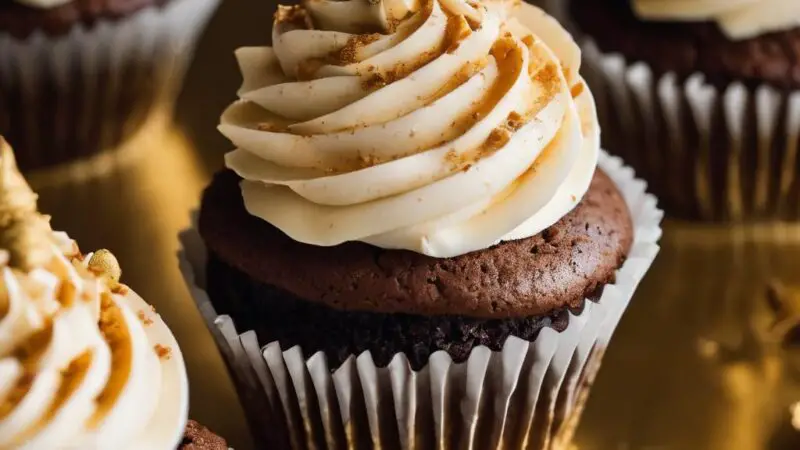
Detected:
left=154, top=344, right=172, bottom=361
left=570, top=82, right=585, bottom=99
left=137, top=311, right=154, bottom=326
left=506, top=111, right=524, bottom=131
left=362, top=72, right=389, bottom=90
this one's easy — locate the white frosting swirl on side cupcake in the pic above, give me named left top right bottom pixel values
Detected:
left=633, top=0, right=800, bottom=39
left=221, top=0, right=599, bottom=258
left=0, top=232, right=181, bottom=449
left=12, top=0, right=72, bottom=9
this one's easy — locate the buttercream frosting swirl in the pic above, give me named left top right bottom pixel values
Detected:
left=12, top=0, right=72, bottom=9
left=221, top=0, right=599, bottom=258
left=633, top=0, right=800, bottom=40
left=0, top=139, right=185, bottom=449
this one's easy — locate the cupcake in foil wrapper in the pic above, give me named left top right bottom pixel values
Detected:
left=557, top=0, right=800, bottom=222
left=0, top=0, right=219, bottom=172
left=178, top=152, right=663, bottom=449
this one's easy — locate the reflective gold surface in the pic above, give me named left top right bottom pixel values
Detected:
left=26, top=1, right=800, bottom=449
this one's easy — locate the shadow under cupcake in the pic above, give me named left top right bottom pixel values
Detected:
left=0, top=0, right=219, bottom=172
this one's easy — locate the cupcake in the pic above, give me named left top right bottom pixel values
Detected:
left=180, top=0, right=662, bottom=448
left=564, top=0, right=800, bottom=221
left=179, top=420, right=229, bottom=450
left=0, top=137, right=189, bottom=448
left=0, top=0, right=219, bottom=172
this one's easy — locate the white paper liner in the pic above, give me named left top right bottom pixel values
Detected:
left=578, top=36, right=800, bottom=222
left=178, top=151, right=662, bottom=449
left=0, top=0, right=219, bottom=171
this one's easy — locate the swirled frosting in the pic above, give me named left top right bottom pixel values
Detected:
left=12, top=0, right=72, bottom=9
left=0, top=232, right=185, bottom=449
left=221, top=0, right=599, bottom=258
left=633, top=0, right=800, bottom=40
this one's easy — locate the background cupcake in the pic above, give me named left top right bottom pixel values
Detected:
left=563, top=0, right=800, bottom=221
left=0, top=0, right=219, bottom=172
left=0, top=137, right=189, bottom=448
left=180, top=0, right=662, bottom=448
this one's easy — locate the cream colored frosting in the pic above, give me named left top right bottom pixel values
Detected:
left=221, top=0, right=599, bottom=258
left=13, top=0, right=72, bottom=9
left=633, top=0, right=800, bottom=39
left=0, top=232, right=186, bottom=449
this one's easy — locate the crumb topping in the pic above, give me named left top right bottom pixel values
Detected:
left=274, top=4, right=312, bottom=29
left=331, top=34, right=381, bottom=65
left=154, top=344, right=172, bottom=361
left=138, top=310, right=154, bottom=326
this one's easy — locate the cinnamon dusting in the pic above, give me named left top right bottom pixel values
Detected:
left=44, top=352, right=92, bottom=424
left=532, top=63, right=560, bottom=109
left=444, top=15, right=472, bottom=54
left=90, top=293, right=133, bottom=427
left=0, top=374, right=33, bottom=419
left=331, top=34, right=381, bottom=65
left=14, top=323, right=53, bottom=368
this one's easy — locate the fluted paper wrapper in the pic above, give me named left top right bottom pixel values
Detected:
left=0, top=0, right=218, bottom=172
left=178, top=152, right=662, bottom=449
left=579, top=38, right=800, bottom=221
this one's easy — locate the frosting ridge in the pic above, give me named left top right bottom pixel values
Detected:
left=221, top=0, right=599, bottom=257
left=633, top=0, right=800, bottom=40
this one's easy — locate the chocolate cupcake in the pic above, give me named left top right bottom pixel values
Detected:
left=0, top=0, right=219, bottom=172
left=0, top=137, right=189, bottom=448
left=179, top=0, right=662, bottom=448
left=565, top=0, right=800, bottom=221
left=179, top=420, right=229, bottom=450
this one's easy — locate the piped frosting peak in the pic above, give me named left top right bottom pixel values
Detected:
left=221, top=0, right=600, bottom=257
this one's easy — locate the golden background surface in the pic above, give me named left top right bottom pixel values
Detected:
left=27, top=1, right=800, bottom=448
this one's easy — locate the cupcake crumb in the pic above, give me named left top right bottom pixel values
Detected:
left=138, top=311, right=154, bottom=326
left=113, top=284, right=130, bottom=295
left=154, top=344, right=172, bottom=360
left=570, top=82, right=585, bottom=99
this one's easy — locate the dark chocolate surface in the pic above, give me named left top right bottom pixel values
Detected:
left=198, top=169, right=633, bottom=319
left=178, top=420, right=228, bottom=450
left=206, top=250, right=589, bottom=370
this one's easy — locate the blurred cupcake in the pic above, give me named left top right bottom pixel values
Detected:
left=566, top=0, right=800, bottom=221
left=180, top=0, right=662, bottom=448
left=0, top=0, right=219, bottom=172
left=0, top=137, right=189, bottom=448
left=179, top=420, right=229, bottom=450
